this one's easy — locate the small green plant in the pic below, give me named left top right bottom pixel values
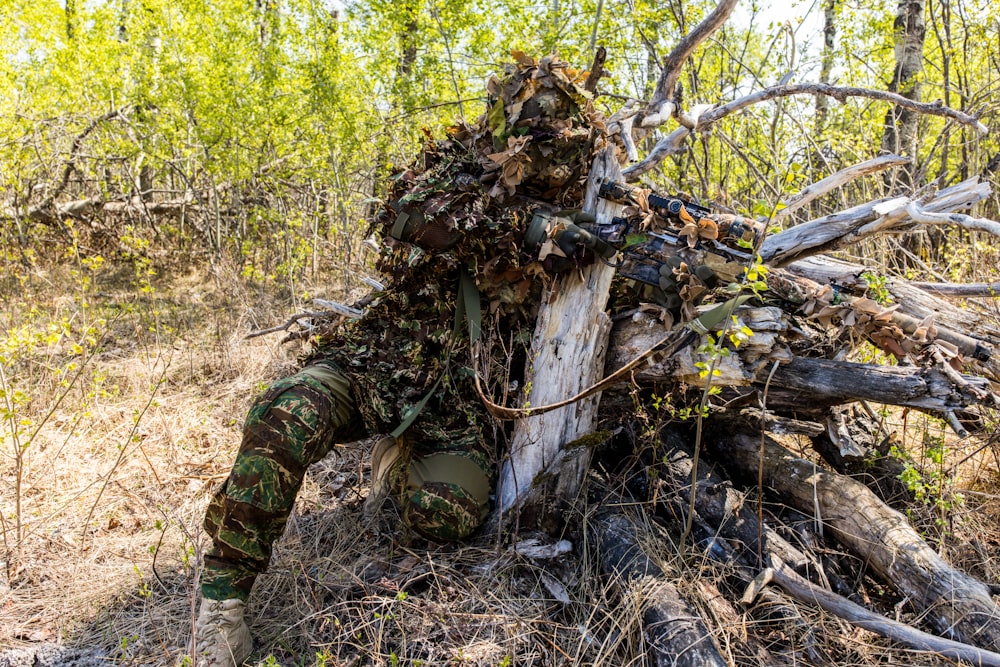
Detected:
left=891, top=427, right=963, bottom=530
left=860, top=271, right=893, bottom=305
left=694, top=332, right=727, bottom=381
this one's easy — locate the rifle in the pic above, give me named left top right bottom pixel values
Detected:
left=595, top=180, right=992, bottom=362
left=596, top=180, right=763, bottom=289
left=525, top=181, right=757, bottom=294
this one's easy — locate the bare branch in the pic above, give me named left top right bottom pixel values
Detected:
left=906, top=200, right=1000, bottom=237
left=621, top=127, right=691, bottom=180
left=625, top=82, right=988, bottom=181
left=754, top=558, right=1000, bottom=667
left=643, top=0, right=739, bottom=125
left=773, top=155, right=911, bottom=223
left=39, top=108, right=128, bottom=212
left=910, top=281, right=1000, bottom=297
left=245, top=311, right=331, bottom=339
left=761, top=177, right=992, bottom=265
left=706, top=82, right=988, bottom=134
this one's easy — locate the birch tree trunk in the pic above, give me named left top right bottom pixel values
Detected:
left=815, top=0, right=839, bottom=135
left=881, top=0, right=926, bottom=186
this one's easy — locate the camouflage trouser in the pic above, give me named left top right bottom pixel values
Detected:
left=201, top=362, right=493, bottom=601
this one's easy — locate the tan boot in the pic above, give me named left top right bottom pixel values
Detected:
left=193, top=597, right=253, bottom=667
left=363, top=436, right=401, bottom=517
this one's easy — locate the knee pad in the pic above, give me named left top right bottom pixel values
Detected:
left=403, top=453, right=491, bottom=541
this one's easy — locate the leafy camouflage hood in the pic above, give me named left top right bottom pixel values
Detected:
left=451, top=52, right=613, bottom=207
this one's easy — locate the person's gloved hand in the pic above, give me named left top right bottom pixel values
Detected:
left=554, top=209, right=617, bottom=264
left=527, top=209, right=617, bottom=273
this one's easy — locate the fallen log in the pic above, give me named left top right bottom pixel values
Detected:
left=760, top=177, right=992, bottom=267
left=756, top=356, right=996, bottom=414
left=591, top=508, right=729, bottom=667
left=620, top=435, right=837, bottom=666
left=909, top=281, right=1000, bottom=298
left=787, top=254, right=1000, bottom=345
left=715, top=432, right=1000, bottom=651
left=607, top=312, right=997, bottom=416
left=654, top=432, right=811, bottom=574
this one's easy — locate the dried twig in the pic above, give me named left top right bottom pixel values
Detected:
left=745, top=557, right=1000, bottom=667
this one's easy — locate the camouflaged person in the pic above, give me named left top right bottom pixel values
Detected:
left=191, top=55, right=612, bottom=667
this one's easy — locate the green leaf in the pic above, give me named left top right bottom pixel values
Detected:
left=487, top=98, right=506, bottom=139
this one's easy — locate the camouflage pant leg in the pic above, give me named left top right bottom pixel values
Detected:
left=402, top=423, right=495, bottom=542
left=201, top=363, right=364, bottom=601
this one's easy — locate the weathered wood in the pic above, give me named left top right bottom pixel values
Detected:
left=748, top=557, right=1000, bottom=667
left=761, top=177, right=991, bottom=266
left=787, top=254, right=1000, bottom=344
left=910, top=281, right=1000, bottom=297
left=656, top=435, right=811, bottom=573
left=607, top=312, right=996, bottom=414
left=906, top=199, right=1000, bottom=237
left=772, top=155, right=911, bottom=225
left=759, top=356, right=996, bottom=413
left=642, top=451, right=837, bottom=667
left=718, top=433, right=1000, bottom=651
left=694, top=579, right=790, bottom=667
left=497, top=148, right=622, bottom=521
left=591, top=509, right=728, bottom=667
left=807, top=413, right=914, bottom=506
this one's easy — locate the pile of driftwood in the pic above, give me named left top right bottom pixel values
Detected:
left=492, top=2, right=1000, bottom=665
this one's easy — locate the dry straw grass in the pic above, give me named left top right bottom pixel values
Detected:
left=2, top=253, right=1000, bottom=667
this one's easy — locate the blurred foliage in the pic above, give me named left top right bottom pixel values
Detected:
left=1, top=0, right=999, bottom=287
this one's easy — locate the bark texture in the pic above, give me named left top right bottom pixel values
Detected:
left=881, top=0, right=927, bottom=180
left=717, top=432, right=1000, bottom=651
left=592, top=510, right=729, bottom=667
left=497, top=148, right=622, bottom=524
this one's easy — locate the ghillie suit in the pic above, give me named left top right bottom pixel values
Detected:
left=200, top=55, right=611, bottom=606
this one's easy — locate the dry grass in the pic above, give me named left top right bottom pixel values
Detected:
left=3, top=253, right=1000, bottom=667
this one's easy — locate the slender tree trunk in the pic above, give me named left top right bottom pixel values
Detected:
left=815, top=0, right=838, bottom=136
left=881, top=0, right=926, bottom=188
left=118, top=0, right=129, bottom=41
left=65, top=0, right=77, bottom=41
left=394, top=3, right=419, bottom=105
left=930, top=0, right=952, bottom=184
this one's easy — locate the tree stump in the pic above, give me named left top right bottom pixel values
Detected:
left=497, top=147, right=623, bottom=529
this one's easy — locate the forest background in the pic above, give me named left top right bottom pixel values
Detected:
left=2, top=0, right=1000, bottom=664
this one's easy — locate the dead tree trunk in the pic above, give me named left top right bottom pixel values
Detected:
left=497, top=147, right=622, bottom=527
left=591, top=509, right=729, bottom=667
